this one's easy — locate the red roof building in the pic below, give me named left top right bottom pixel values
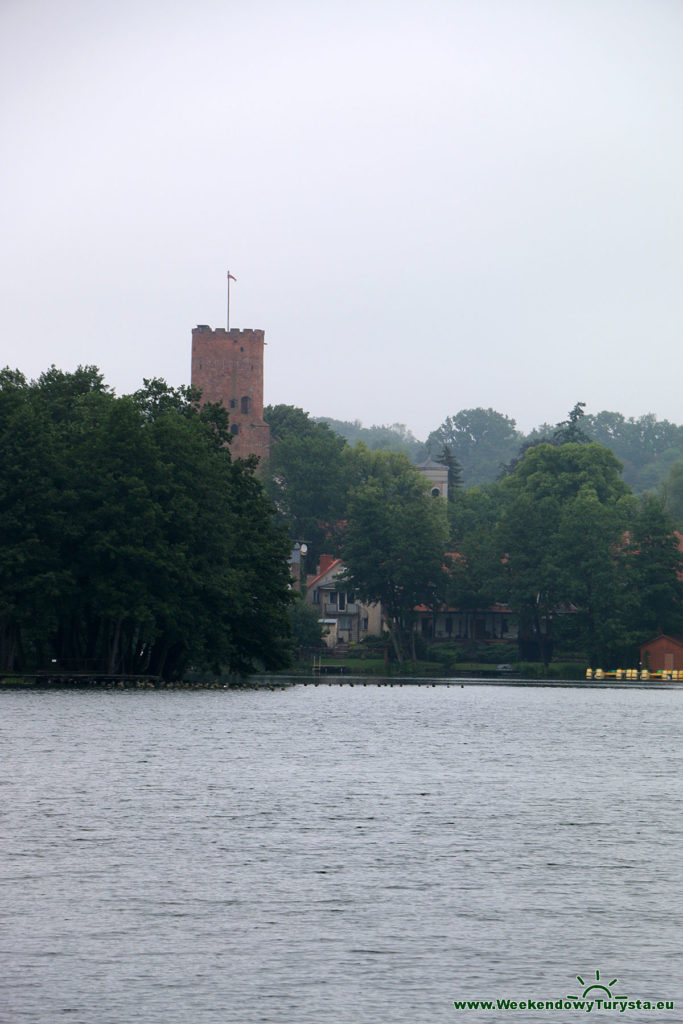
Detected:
left=640, top=634, right=683, bottom=672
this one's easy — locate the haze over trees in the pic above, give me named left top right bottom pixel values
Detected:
left=4, top=375, right=683, bottom=678
left=326, top=405, right=683, bottom=493
left=315, top=417, right=425, bottom=462
left=425, top=408, right=522, bottom=484
left=267, top=401, right=683, bottom=667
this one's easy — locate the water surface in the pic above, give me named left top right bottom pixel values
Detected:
left=2, top=685, right=681, bottom=1023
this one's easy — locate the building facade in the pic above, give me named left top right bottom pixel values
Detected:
left=307, top=555, right=383, bottom=647
left=416, top=458, right=449, bottom=499
left=415, top=604, right=516, bottom=641
left=191, top=325, right=270, bottom=462
left=640, top=634, right=683, bottom=672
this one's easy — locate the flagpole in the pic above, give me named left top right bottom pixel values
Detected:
left=227, top=270, right=237, bottom=330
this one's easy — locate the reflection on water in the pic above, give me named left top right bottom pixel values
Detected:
left=1, top=685, right=681, bottom=1023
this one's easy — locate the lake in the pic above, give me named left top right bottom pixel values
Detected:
left=1, top=683, right=681, bottom=1023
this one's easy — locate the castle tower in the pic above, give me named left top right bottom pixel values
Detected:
left=191, top=325, right=270, bottom=462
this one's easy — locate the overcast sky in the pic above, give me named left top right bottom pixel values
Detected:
left=2, top=0, right=682, bottom=439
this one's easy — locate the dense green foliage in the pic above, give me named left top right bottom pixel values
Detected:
left=6, top=373, right=679, bottom=679
left=342, top=448, right=449, bottom=665
left=426, top=408, right=522, bottom=484
left=497, top=443, right=634, bottom=665
left=0, top=368, right=293, bottom=678
left=260, top=402, right=683, bottom=669
left=446, top=443, right=683, bottom=666
left=585, top=411, right=683, bottom=491
left=660, top=460, right=683, bottom=528
left=289, top=595, right=325, bottom=651
left=426, top=405, right=683, bottom=491
left=289, top=405, right=683, bottom=494
left=263, top=405, right=350, bottom=564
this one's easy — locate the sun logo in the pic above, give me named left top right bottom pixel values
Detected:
left=568, top=969, right=627, bottom=1002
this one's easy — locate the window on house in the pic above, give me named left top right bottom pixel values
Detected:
left=338, top=592, right=346, bottom=611
left=328, top=591, right=337, bottom=606
left=312, top=590, right=320, bottom=605
left=431, top=487, right=441, bottom=497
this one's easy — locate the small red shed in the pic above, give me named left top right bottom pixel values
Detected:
left=640, top=634, right=683, bottom=672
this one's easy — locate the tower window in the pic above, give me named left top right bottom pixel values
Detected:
left=240, top=396, right=251, bottom=414
left=231, top=424, right=240, bottom=435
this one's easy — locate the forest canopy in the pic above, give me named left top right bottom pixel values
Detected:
left=266, top=403, right=683, bottom=667
left=0, top=367, right=294, bottom=678
left=4, top=375, right=683, bottom=678
left=322, top=405, right=683, bottom=497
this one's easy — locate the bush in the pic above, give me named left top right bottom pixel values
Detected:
left=290, top=597, right=324, bottom=650
left=516, top=661, right=587, bottom=680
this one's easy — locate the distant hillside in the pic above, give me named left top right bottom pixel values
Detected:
left=315, top=418, right=427, bottom=463
left=317, top=408, right=683, bottom=495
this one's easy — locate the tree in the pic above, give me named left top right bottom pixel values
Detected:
left=0, top=368, right=70, bottom=670
left=264, top=405, right=349, bottom=563
left=622, top=495, right=683, bottom=643
left=426, top=408, right=522, bottom=486
left=498, top=442, right=632, bottom=666
left=316, top=417, right=426, bottom=461
left=342, top=448, right=449, bottom=665
left=583, top=411, right=683, bottom=491
left=446, top=526, right=504, bottom=649
left=0, top=368, right=294, bottom=677
left=447, top=482, right=504, bottom=546
left=553, top=401, right=589, bottom=444
left=289, top=595, right=324, bottom=652
left=436, top=444, right=463, bottom=497
left=660, top=460, right=683, bottom=528
left=554, top=488, right=633, bottom=666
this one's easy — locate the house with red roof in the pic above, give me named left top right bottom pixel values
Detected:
left=307, top=555, right=383, bottom=648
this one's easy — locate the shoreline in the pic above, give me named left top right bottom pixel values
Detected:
left=2, top=674, right=681, bottom=691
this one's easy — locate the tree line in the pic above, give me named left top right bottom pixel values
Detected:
left=265, top=403, right=683, bottom=667
left=0, top=368, right=293, bottom=678
left=318, top=404, right=683, bottom=499
left=3, top=372, right=681, bottom=678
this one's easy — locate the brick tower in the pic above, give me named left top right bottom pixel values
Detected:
left=191, top=325, right=270, bottom=462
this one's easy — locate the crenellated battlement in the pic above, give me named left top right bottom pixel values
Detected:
left=190, top=325, right=270, bottom=462
left=193, top=325, right=265, bottom=343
